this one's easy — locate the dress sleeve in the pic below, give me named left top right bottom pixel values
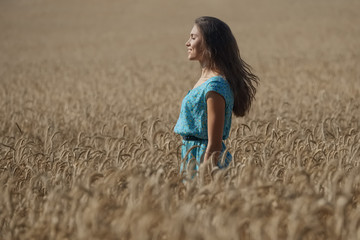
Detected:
left=204, top=79, right=229, bottom=104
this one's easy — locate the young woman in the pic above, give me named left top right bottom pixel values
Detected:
left=174, top=16, right=259, bottom=173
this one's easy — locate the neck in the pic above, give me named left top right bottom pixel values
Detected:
left=199, top=59, right=218, bottom=78
left=200, top=66, right=220, bottom=79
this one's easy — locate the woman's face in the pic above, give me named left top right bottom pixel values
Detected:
left=185, top=25, right=205, bottom=61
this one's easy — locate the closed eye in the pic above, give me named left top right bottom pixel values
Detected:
left=190, top=34, right=198, bottom=40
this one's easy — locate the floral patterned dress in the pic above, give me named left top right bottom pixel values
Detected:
left=174, top=76, right=234, bottom=172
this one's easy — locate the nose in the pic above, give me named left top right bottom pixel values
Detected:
left=185, top=39, right=190, bottom=46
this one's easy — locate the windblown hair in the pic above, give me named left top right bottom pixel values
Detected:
left=195, top=16, right=259, bottom=117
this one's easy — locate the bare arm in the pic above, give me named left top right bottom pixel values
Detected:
left=205, top=91, right=225, bottom=164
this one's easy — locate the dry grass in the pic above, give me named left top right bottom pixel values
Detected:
left=1, top=0, right=360, bottom=239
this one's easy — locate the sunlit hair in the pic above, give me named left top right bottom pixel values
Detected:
left=195, top=16, right=259, bottom=117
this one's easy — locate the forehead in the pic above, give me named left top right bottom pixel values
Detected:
left=190, top=25, right=201, bottom=35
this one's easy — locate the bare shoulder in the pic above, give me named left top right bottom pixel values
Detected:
left=206, top=90, right=226, bottom=102
left=206, top=91, right=225, bottom=107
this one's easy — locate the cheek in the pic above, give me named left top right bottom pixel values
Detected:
left=193, top=41, right=203, bottom=51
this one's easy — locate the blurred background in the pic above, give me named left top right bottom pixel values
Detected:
left=1, top=0, right=359, bottom=64
left=0, top=0, right=359, bottom=134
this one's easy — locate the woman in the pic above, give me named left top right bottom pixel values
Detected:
left=174, top=16, right=259, bottom=173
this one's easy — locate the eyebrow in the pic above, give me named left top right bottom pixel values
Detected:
left=190, top=33, right=198, bottom=37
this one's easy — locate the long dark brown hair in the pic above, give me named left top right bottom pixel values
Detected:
left=195, top=16, right=259, bottom=117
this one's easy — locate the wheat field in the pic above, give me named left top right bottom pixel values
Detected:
left=1, top=0, right=360, bottom=239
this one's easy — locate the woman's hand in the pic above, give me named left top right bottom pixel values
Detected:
left=205, top=91, right=225, bottom=165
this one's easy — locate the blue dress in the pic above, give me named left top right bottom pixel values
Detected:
left=174, top=76, right=234, bottom=172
